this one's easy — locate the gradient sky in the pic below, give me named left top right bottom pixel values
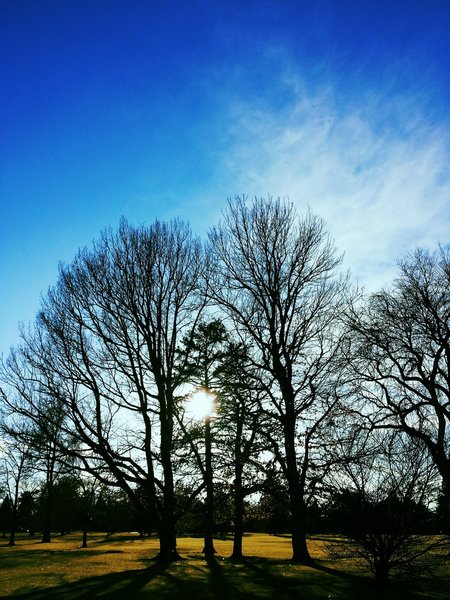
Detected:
left=1, top=0, right=450, bottom=358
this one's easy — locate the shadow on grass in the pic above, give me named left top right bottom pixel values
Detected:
left=0, top=554, right=343, bottom=600
left=1, top=561, right=173, bottom=599
left=178, top=532, right=235, bottom=541
left=3, top=552, right=438, bottom=600
left=241, top=556, right=372, bottom=600
left=204, top=555, right=252, bottom=599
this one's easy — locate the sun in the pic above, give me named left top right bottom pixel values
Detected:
left=186, top=389, right=216, bottom=421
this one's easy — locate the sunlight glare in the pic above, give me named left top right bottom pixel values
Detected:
left=187, top=389, right=215, bottom=420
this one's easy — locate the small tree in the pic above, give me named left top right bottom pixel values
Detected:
left=93, top=488, right=133, bottom=536
left=215, top=342, right=266, bottom=559
left=256, top=464, right=290, bottom=534
left=17, top=490, right=37, bottom=535
left=0, top=433, right=34, bottom=546
left=1, top=368, right=77, bottom=544
left=0, top=495, right=12, bottom=537
left=76, top=474, right=101, bottom=548
left=178, top=321, right=266, bottom=559
left=46, top=475, right=82, bottom=535
left=178, top=320, right=229, bottom=556
left=327, top=431, right=446, bottom=600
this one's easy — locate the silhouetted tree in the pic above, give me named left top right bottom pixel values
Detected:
left=215, top=342, right=266, bottom=559
left=0, top=431, right=34, bottom=546
left=49, top=475, right=82, bottom=535
left=208, top=197, right=349, bottom=563
left=0, top=495, right=12, bottom=537
left=179, top=320, right=229, bottom=556
left=1, top=219, right=207, bottom=561
left=327, top=430, right=445, bottom=600
left=0, top=381, right=75, bottom=543
left=347, top=248, right=450, bottom=510
left=179, top=321, right=266, bottom=559
left=76, top=474, right=101, bottom=548
left=17, top=490, right=37, bottom=535
left=257, top=464, right=290, bottom=534
left=93, top=488, right=133, bottom=535
left=436, top=482, right=450, bottom=534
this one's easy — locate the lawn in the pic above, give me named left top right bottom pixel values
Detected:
left=0, top=532, right=448, bottom=599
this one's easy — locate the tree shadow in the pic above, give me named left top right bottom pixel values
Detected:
left=312, top=559, right=366, bottom=582
left=0, top=561, right=172, bottom=599
left=241, top=556, right=372, bottom=600
left=0, top=552, right=394, bottom=600
left=204, top=554, right=254, bottom=599
left=240, top=557, right=310, bottom=599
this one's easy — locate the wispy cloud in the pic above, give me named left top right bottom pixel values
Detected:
left=220, top=71, right=450, bottom=290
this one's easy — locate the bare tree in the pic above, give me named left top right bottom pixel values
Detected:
left=0, top=412, right=34, bottom=546
left=347, top=247, right=450, bottom=516
left=208, top=197, right=348, bottom=563
left=1, top=218, right=206, bottom=561
left=326, top=430, right=445, bottom=600
left=1, top=361, right=79, bottom=544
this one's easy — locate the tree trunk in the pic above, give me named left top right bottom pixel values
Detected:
left=156, top=517, right=181, bottom=562
left=374, top=565, right=389, bottom=600
left=284, top=406, right=313, bottom=564
left=290, top=498, right=311, bottom=563
left=203, top=415, right=216, bottom=556
left=440, top=470, right=450, bottom=534
left=231, top=459, right=244, bottom=560
left=81, top=500, right=90, bottom=548
left=8, top=480, right=20, bottom=547
left=7, top=506, right=17, bottom=547
left=157, top=404, right=181, bottom=563
left=41, top=482, right=53, bottom=543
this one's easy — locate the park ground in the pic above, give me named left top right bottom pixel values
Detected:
left=0, top=532, right=448, bottom=599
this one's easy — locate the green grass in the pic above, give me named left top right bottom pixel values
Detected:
left=0, top=532, right=448, bottom=599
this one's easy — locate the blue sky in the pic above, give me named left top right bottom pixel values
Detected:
left=1, top=0, right=450, bottom=357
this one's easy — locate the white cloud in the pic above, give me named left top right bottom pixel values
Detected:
left=221, top=79, right=450, bottom=291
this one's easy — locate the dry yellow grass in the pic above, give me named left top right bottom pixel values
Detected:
left=0, top=532, right=447, bottom=599
left=0, top=532, right=298, bottom=593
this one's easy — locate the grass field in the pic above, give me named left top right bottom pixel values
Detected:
left=0, top=532, right=448, bottom=599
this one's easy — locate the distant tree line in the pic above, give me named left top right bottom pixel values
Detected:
left=1, top=197, right=449, bottom=597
